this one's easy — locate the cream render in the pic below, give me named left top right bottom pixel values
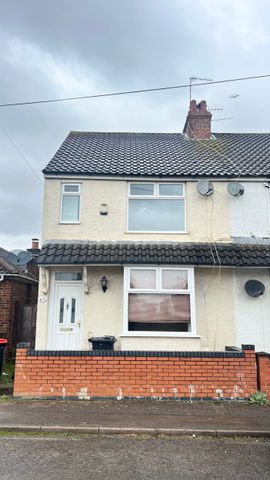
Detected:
left=35, top=177, right=237, bottom=351
left=36, top=176, right=270, bottom=352
left=42, top=178, right=231, bottom=243
left=36, top=265, right=235, bottom=351
left=230, top=182, right=270, bottom=238
left=234, top=268, right=270, bottom=352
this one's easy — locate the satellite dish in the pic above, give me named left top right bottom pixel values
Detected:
left=227, top=182, right=244, bottom=197
left=7, top=249, right=33, bottom=266
left=245, top=280, right=265, bottom=298
left=196, top=180, right=214, bottom=196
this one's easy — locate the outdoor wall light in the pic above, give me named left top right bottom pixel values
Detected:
left=100, top=275, right=108, bottom=293
left=100, top=203, right=108, bottom=215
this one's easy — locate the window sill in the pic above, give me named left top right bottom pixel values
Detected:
left=59, top=222, right=81, bottom=225
left=125, top=231, right=190, bottom=235
left=120, top=333, right=201, bottom=338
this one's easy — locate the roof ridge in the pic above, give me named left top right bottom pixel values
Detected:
left=69, top=131, right=182, bottom=135
left=68, top=130, right=270, bottom=136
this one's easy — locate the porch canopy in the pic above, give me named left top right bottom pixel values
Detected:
left=37, top=241, right=270, bottom=267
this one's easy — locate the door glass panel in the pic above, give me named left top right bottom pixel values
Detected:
left=59, top=298, right=64, bottom=324
left=71, top=298, right=76, bottom=324
left=55, top=272, right=82, bottom=281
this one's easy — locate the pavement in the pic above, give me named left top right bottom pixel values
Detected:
left=0, top=398, right=270, bottom=437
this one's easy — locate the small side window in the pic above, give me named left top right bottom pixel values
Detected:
left=61, top=184, right=80, bottom=223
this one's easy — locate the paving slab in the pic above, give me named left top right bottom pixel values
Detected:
left=0, top=399, right=269, bottom=436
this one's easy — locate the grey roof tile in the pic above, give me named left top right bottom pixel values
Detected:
left=38, top=241, right=270, bottom=267
left=43, top=131, right=270, bottom=178
left=0, top=246, right=37, bottom=279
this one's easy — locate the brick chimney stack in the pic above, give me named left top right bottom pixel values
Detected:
left=183, top=100, right=212, bottom=140
left=26, top=238, right=40, bottom=280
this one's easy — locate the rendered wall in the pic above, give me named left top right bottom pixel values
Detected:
left=234, top=268, right=270, bottom=353
left=35, top=266, right=235, bottom=352
left=42, top=179, right=231, bottom=243
left=230, top=182, right=270, bottom=238
left=195, top=268, right=235, bottom=351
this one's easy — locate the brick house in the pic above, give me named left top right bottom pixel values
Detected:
left=0, top=240, right=39, bottom=352
left=14, top=100, right=270, bottom=400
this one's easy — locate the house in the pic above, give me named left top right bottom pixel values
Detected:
left=0, top=240, right=39, bottom=352
left=35, top=100, right=270, bottom=353
left=13, top=100, right=270, bottom=400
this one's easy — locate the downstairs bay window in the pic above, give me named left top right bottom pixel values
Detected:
left=124, top=267, right=196, bottom=335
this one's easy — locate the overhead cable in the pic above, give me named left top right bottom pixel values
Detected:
left=0, top=74, right=269, bottom=108
left=0, top=123, right=44, bottom=184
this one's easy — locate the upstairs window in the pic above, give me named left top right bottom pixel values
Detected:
left=128, top=183, right=185, bottom=232
left=61, top=184, right=80, bottom=223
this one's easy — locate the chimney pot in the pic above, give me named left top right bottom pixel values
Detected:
left=189, top=100, right=197, bottom=112
left=32, top=238, right=39, bottom=250
left=198, top=100, right=207, bottom=112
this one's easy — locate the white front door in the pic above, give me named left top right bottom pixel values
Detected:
left=49, top=283, right=82, bottom=350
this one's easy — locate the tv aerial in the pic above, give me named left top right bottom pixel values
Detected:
left=189, top=75, right=213, bottom=102
left=212, top=117, right=234, bottom=122
left=196, top=180, right=214, bottom=197
left=6, top=249, right=32, bottom=267
left=208, top=107, right=223, bottom=112
left=245, top=280, right=265, bottom=297
left=227, top=182, right=244, bottom=197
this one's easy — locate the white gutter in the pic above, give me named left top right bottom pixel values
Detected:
left=43, top=174, right=270, bottom=182
left=37, top=263, right=270, bottom=269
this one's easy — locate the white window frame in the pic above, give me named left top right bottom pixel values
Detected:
left=60, top=183, right=81, bottom=224
left=127, top=182, right=186, bottom=233
left=123, top=266, right=196, bottom=337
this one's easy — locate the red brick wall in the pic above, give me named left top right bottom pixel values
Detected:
left=14, top=346, right=258, bottom=400
left=257, top=353, right=270, bottom=398
left=0, top=281, right=12, bottom=342
left=0, top=278, right=38, bottom=350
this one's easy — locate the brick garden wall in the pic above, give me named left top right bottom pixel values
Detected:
left=14, top=345, right=258, bottom=400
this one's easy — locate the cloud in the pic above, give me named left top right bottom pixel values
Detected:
left=0, top=0, right=269, bottom=249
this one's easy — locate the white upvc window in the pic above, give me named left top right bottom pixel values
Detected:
left=128, top=182, right=185, bottom=233
left=60, top=184, right=81, bottom=223
left=123, top=266, right=196, bottom=335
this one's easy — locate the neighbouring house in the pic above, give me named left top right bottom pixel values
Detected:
left=13, top=100, right=270, bottom=400
left=0, top=239, right=39, bottom=352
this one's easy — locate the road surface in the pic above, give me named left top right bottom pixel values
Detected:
left=0, top=434, right=269, bottom=480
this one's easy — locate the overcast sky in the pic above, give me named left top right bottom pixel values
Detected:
left=0, top=0, right=269, bottom=251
